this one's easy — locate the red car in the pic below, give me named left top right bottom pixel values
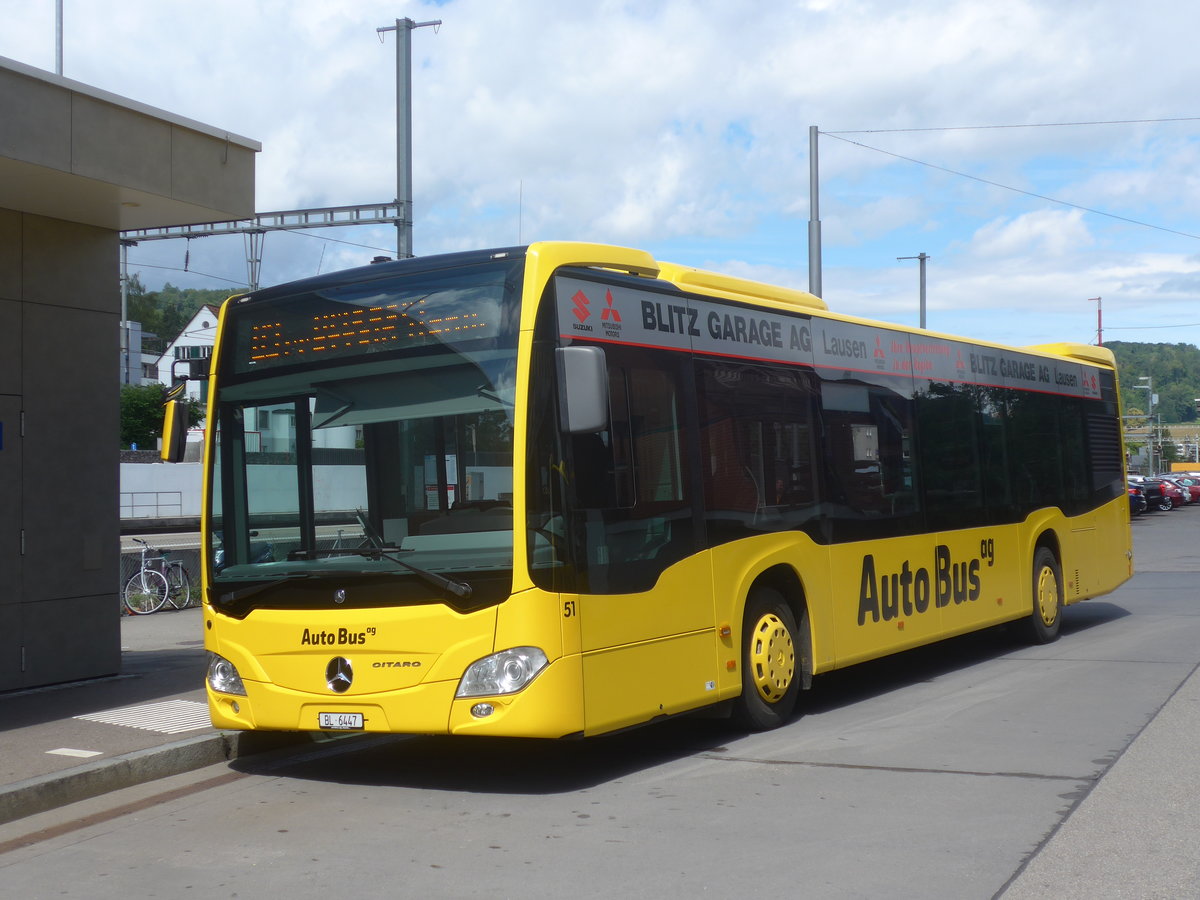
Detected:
left=1164, top=475, right=1200, bottom=503
left=1159, top=479, right=1187, bottom=508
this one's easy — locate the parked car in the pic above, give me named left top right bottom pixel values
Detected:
left=1157, top=477, right=1188, bottom=504
left=1163, top=475, right=1200, bottom=503
left=1130, top=477, right=1177, bottom=511
left=1128, top=485, right=1147, bottom=516
left=1156, top=476, right=1194, bottom=505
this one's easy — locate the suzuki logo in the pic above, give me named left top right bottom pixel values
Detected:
left=571, top=289, right=591, bottom=323
left=326, top=656, right=353, bottom=693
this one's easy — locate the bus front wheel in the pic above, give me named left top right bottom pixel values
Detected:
left=733, top=587, right=800, bottom=731
left=1024, top=546, right=1063, bottom=644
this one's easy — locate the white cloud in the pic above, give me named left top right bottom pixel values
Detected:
left=3, top=0, right=1200, bottom=346
left=967, top=209, right=1094, bottom=260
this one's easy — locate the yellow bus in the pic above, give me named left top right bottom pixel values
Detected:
left=170, top=241, right=1132, bottom=737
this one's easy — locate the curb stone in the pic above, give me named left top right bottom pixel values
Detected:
left=0, top=731, right=312, bottom=826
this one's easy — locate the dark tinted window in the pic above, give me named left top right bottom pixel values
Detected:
left=565, top=346, right=696, bottom=594
left=816, top=371, right=921, bottom=542
left=696, top=361, right=819, bottom=545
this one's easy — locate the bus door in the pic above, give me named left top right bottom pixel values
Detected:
left=917, top=381, right=1024, bottom=633
left=815, top=370, right=946, bottom=666
left=567, top=349, right=716, bottom=734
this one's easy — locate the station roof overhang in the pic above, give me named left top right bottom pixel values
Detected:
left=0, top=55, right=260, bottom=232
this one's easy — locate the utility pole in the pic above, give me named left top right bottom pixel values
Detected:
left=377, top=17, right=441, bottom=259
left=898, top=253, right=929, bottom=329
left=1088, top=296, right=1102, bottom=345
left=808, top=125, right=822, bottom=298
left=120, top=240, right=130, bottom=383
left=55, top=0, right=64, bottom=75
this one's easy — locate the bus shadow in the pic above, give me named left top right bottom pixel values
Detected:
left=232, top=601, right=1132, bottom=794
left=800, top=600, right=1131, bottom=716
left=232, top=716, right=735, bottom=794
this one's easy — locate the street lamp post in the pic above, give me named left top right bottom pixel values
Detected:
left=897, top=253, right=929, bottom=329
left=1135, top=376, right=1156, bottom=473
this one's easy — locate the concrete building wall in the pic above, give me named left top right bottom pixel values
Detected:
left=0, top=56, right=258, bottom=690
left=0, top=213, right=123, bottom=686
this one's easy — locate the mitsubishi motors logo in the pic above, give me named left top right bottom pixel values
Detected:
left=571, top=289, right=591, bottom=323
left=601, top=289, right=621, bottom=322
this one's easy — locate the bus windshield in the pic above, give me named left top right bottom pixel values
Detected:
left=206, top=255, right=523, bottom=612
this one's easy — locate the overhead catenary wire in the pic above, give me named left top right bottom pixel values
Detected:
left=127, top=227, right=400, bottom=290
left=825, top=116, right=1200, bottom=135
left=822, top=132, right=1200, bottom=242
left=129, top=261, right=247, bottom=287
left=818, top=118, right=1200, bottom=337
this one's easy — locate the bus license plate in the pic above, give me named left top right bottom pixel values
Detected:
left=318, top=712, right=363, bottom=730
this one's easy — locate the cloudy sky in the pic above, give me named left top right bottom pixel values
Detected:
left=4, top=0, right=1200, bottom=348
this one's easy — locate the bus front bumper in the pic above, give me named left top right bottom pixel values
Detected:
left=207, top=653, right=584, bottom=739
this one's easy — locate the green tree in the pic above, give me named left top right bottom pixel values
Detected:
left=155, top=284, right=235, bottom=341
left=124, top=278, right=234, bottom=344
left=120, top=383, right=204, bottom=449
left=124, top=273, right=163, bottom=336
left=1107, top=341, right=1200, bottom=423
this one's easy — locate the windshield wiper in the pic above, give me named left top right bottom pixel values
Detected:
left=219, top=573, right=312, bottom=607
left=325, top=546, right=473, bottom=600
left=348, top=507, right=473, bottom=599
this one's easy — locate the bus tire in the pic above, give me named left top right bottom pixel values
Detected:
left=1024, top=546, right=1063, bottom=644
left=733, top=586, right=800, bottom=731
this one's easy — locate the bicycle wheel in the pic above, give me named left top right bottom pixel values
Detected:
left=123, top=570, right=169, bottom=614
left=166, top=564, right=192, bottom=608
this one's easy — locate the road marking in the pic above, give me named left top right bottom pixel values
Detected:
left=45, top=748, right=103, bottom=758
left=74, top=699, right=212, bottom=734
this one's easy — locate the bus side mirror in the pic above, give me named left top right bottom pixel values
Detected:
left=161, top=397, right=189, bottom=463
left=556, top=345, right=609, bottom=434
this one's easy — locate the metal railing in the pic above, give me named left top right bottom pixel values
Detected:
left=120, top=491, right=184, bottom=519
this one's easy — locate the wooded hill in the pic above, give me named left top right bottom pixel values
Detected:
left=1105, top=342, right=1200, bottom=424
left=126, top=275, right=234, bottom=353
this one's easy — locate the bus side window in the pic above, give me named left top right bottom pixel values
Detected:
left=817, top=373, right=919, bottom=540
left=917, top=382, right=985, bottom=530
left=697, top=361, right=819, bottom=545
left=572, top=353, right=693, bottom=593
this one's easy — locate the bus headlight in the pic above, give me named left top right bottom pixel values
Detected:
left=207, top=652, right=247, bottom=696
left=456, top=647, right=548, bottom=698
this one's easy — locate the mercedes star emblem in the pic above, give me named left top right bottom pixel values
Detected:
left=326, top=656, right=353, bottom=693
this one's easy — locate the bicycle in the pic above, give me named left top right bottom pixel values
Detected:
left=123, top=538, right=193, bottom=614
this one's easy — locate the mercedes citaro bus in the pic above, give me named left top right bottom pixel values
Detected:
left=161, top=241, right=1131, bottom=737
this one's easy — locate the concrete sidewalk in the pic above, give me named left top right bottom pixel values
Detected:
left=0, top=607, right=304, bottom=824
left=999, top=659, right=1200, bottom=898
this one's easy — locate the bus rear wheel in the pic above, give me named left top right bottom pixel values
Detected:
left=1024, top=546, right=1063, bottom=644
left=733, top=587, right=800, bottom=731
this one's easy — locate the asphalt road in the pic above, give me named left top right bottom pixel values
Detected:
left=4, top=506, right=1197, bottom=898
